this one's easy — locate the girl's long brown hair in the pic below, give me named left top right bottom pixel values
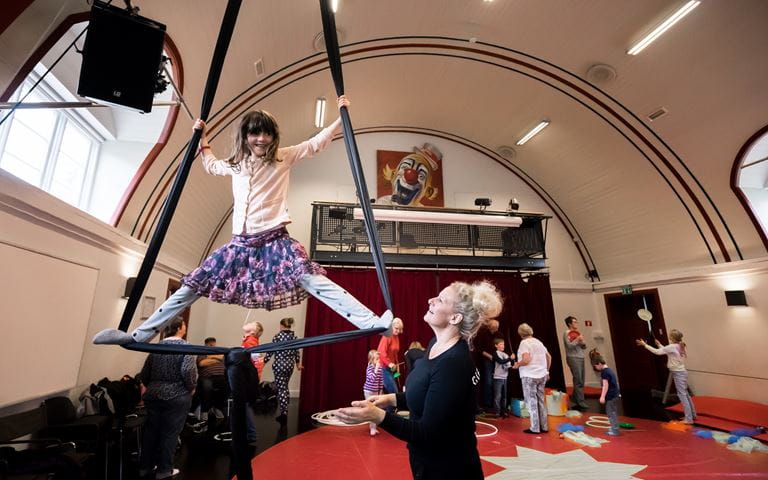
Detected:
left=226, top=110, right=281, bottom=171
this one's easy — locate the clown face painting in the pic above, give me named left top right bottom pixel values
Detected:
left=376, top=143, right=444, bottom=207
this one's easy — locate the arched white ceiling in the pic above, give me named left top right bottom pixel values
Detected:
left=3, top=0, right=768, bottom=279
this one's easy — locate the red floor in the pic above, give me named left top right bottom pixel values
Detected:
left=250, top=415, right=768, bottom=479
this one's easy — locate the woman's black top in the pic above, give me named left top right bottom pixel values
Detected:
left=380, top=338, right=482, bottom=479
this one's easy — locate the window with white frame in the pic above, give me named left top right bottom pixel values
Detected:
left=735, top=130, right=768, bottom=238
left=0, top=75, right=102, bottom=209
left=1, top=17, right=177, bottom=225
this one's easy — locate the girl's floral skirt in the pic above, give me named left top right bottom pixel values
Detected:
left=182, top=226, right=325, bottom=310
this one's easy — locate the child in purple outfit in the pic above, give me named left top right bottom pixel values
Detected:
left=363, top=349, right=384, bottom=436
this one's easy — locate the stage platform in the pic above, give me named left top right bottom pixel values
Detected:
left=250, top=414, right=768, bottom=479
left=666, top=396, right=768, bottom=442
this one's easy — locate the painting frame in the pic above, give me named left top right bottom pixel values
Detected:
left=376, top=143, right=445, bottom=207
left=140, top=296, right=156, bottom=320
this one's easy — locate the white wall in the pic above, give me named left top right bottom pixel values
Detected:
left=0, top=170, right=203, bottom=415
left=551, top=286, right=607, bottom=389
left=594, top=259, right=768, bottom=404
left=198, top=131, right=593, bottom=393
left=3, top=125, right=765, bottom=415
left=0, top=241, right=98, bottom=408
left=659, top=279, right=766, bottom=402
left=0, top=0, right=84, bottom=92
left=537, top=264, right=768, bottom=403
left=88, top=140, right=154, bottom=222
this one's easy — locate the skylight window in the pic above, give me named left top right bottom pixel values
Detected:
left=0, top=74, right=100, bottom=209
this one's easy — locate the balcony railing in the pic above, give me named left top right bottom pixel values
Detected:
left=309, top=202, right=549, bottom=270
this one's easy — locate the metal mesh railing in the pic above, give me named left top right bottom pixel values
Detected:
left=310, top=202, right=547, bottom=261
left=315, top=204, right=396, bottom=246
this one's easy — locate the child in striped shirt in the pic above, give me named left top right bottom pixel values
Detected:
left=363, top=349, right=383, bottom=436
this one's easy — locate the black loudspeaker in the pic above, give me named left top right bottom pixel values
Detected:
left=77, top=1, right=166, bottom=113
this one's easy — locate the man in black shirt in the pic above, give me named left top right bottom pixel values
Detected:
left=472, top=319, right=499, bottom=412
left=191, top=337, right=227, bottom=424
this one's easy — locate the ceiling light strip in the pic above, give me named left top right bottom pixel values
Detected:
left=627, top=0, right=701, bottom=55
left=516, top=120, right=550, bottom=146
left=314, top=97, right=326, bottom=128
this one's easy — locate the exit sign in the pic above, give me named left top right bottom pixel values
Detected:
left=621, top=285, right=633, bottom=295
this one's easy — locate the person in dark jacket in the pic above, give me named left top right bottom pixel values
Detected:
left=138, top=317, right=197, bottom=479
left=404, top=341, right=426, bottom=375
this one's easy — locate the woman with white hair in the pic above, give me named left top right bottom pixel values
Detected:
left=512, top=322, right=551, bottom=434
left=336, top=280, right=502, bottom=479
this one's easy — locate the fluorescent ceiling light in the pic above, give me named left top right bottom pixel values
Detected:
left=314, top=97, right=326, bottom=128
left=516, top=120, right=550, bottom=146
left=353, top=208, right=522, bottom=228
left=627, top=1, right=701, bottom=55
left=331, top=0, right=339, bottom=13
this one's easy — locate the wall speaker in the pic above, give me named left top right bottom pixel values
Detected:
left=77, top=1, right=166, bottom=113
left=123, top=276, right=137, bottom=299
left=724, top=290, right=747, bottom=307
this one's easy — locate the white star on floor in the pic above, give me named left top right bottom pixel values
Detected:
left=483, top=447, right=647, bottom=479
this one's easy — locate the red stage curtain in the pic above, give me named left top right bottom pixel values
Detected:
left=298, top=269, right=564, bottom=423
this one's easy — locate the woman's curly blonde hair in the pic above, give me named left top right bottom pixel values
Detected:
left=450, top=280, right=503, bottom=341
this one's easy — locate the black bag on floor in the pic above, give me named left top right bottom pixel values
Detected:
left=251, top=381, right=277, bottom=412
left=0, top=444, right=84, bottom=478
left=97, top=375, right=141, bottom=417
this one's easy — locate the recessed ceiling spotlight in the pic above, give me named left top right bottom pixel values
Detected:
left=497, top=145, right=516, bottom=160
left=516, top=121, right=550, bottom=146
left=627, top=0, right=701, bottom=55
left=586, top=64, right=617, bottom=84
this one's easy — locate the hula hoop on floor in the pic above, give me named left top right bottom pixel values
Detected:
left=475, top=420, right=499, bottom=438
left=585, top=415, right=612, bottom=429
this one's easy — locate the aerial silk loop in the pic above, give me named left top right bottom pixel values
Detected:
left=123, top=331, right=382, bottom=480
left=318, top=0, right=393, bottom=313
left=117, top=0, right=242, bottom=333
left=110, top=2, right=260, bottom=478
left=103, top=2, right=389, bottom=477
left=122, top=327, right=383, bottom=356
